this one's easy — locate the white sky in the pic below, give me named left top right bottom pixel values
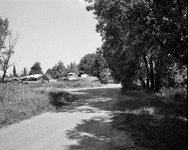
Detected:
left=0, top=0, right=101, bottom=75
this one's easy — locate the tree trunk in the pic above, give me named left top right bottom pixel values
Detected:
left=2, top=70, right=7, bottom=82
left=155, top=74, right=161, bottom=92
left=143, top=55, right=150, bottom=89
left=140, top=76, right=146, bottom=89
left=149, top=58, right=154, bottom=90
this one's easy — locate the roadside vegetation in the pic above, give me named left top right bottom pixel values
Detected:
left=44, top=80, right=101, bottom=89
left=0, top=79, right=101, bottom=128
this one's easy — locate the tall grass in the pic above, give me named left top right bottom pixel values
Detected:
left=0, top=79, right=101, bottom=128
left=43, top=79, right=102, bottom=89
left=0, top=83, right=51, bottom=128
left=0, top=82, right=77, bottom=128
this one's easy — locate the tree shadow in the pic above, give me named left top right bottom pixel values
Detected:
left=111, top=91, right=187, bottom=150
left=66, top=116, right=138, bottom=150
left=61, top=88, right=187, bottom=150
left=56, top=87, right=121, bottom=113
left=48, top=90, right=78, bottom=109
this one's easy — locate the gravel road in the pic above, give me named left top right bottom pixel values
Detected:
left=0, top=84, right=121, bottom=150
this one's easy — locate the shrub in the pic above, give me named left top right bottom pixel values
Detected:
left=160, top=87, right=187, bottom=118
left=160, top=87, right=187, bottom=102
left=99, top=69, right=109, bottom=84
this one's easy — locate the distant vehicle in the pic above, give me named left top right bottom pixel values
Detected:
left=21, top=74, right=43, bottom=83
left=81, top=74, right=88, bottom=78
left=68, top=73, right=77, bottom=81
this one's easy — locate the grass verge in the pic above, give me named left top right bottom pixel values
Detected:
left=0, top=82, right=78, bottom=128
left=43, top=79, right=102, bottom=89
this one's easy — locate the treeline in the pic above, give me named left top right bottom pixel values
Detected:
left=86, top=0, right=187, bottom=91
left=45, top=50, right=108, bottom=83
left=6, top=52, right=108, bottom=82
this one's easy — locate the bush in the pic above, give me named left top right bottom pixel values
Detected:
left=160, top=87, right=187, bottom=118
left=160, top=87, right=187, bottom=101
left=99, top=69, right=109, bottom=84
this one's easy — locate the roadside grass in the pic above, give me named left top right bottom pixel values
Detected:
left=43, top=79, right=102, bottom=89
left=0, top=82, right=78, bottom=128
left=0, top=79, right=101, bottom=128
left=66, top=88, right=187, bottom=150
left=0, top=82, right=51, bottom=128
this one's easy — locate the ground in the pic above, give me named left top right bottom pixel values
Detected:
left=0, top=84, right=187, bottom=150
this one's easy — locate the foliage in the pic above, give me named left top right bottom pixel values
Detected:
left=160, top=87, right=187, bottom=104
left=93, top=47, right=108, bottom=78
left=86, top=0, right=187, bottom=91
left=67, top=61, right=79, bottom=74
left=29, top=62, right=43, bottom=75
left=46, top=61, right=67, bottom=79
left=13, top=66, right=18, bottom=77
left=78, top=53, right=97, bottom=76
left=20, top=67, right=28, bottom=77
left=0, top=17, right=9, bottom=50
left=99, top=68, right=109, bottom=84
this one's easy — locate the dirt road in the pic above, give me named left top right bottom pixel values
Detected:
left=0, top=84, right=121, bottom=150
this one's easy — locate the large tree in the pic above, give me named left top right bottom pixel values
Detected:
left=86, top=0, right=187, bottom=91
left=29, top=62, right=43, bottom=75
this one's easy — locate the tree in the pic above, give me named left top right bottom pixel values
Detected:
left=0, top=33, right=19, bottom=82
left=86, top=0, right=187, bottom=91
left=0, top=17, right=9, bottom=51
left=67, top=61, right=79, bottom=74
left=20, top=67, right=28, bottom=77
left=93, top=47, right=109, bottom=80
left=29, top=62, right=43, bottom=75
left=13, top=66, right=18, bottom=77
left=46, top=61, right=67, bottom=79
left=78, top=53, right=97, bottom=76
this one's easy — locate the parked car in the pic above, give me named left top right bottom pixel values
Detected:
left=81, top=74, right=88, bottom=78
left=68, top=73, right=77, bottom=81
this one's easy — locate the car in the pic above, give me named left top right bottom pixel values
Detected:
left=68, top=73, right=77, bottom=81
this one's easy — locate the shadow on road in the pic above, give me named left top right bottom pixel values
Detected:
left=58, top=87, right=187, bottom=150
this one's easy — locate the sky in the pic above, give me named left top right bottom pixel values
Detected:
left=0, top=0, right=102, bottom=75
